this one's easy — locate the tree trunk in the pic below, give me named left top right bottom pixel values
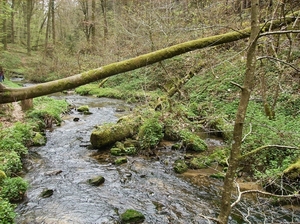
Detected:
left=26, top=0, right=33, bottom=55
left=91, top=0, right=95, bottom=45
left=218, top=0, right=260, bottom=223
left=51, top=0, right=55, bottom=45
left=10, top=0, right=15, bottom=44
left=100, top=0, right=108, bottom=40
left=2, top=0, right=7, bottom=50
left=44, top=0, right=51, bottom=53
left=0, top=11, right=298, bottom=104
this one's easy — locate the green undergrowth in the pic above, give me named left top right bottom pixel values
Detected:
left=0, top=96, right=69, bottom=223
left=75, top=83, right=161, bottom=103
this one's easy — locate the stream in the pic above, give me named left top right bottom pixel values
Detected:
left=15, top=94, right=300, bottom=224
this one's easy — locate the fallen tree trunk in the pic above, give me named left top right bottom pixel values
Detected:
left=0, top=11, right=299, bottom=104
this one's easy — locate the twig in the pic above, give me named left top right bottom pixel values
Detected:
left=259, top=30, right=300, bottom=37
left=240, top=145, right=299, bottom=160
left=242, top=123, right=252, bottom=142
left=257, top=56, right=300, bottom=72
left=230, top=81, right=243, bottom=90
left=231, top=181, right=300, bottom=209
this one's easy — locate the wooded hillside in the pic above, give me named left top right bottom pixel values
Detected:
left=1, top=1, right=300, bottom=223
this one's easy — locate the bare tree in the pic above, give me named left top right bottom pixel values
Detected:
left=218, top=0, right=261, bottom=223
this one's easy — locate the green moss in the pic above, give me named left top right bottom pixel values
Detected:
left=120, top=209, right=145, bottom=223
left=77, top=105, right=89, bottom=113
left=138, top=116, right=163, bottom=150
left=179, top=130, right=207, bottom=152
left=115, top=157, right=127, bottom=165
left=32, top=132, right=46, bottom=146
left=189, top=157, right=211, bottom=169
left=0, top=170, right=7, bottom=183
left=173, top=159, right=188, bottom=174
left=283, top=159, right=300, bottom=180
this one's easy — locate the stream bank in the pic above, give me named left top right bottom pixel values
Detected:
left=15, top=95, right=300, bottom=223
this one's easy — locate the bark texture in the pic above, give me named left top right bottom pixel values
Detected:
left=218, top=0, right=260, bottom=223
left=0, top=11, right=299, bottom=104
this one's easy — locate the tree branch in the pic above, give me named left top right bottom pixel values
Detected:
left=240, top=145, right=299, bottom=160
left=231, top=181, right=300, bottom=209
left=259, top=30, right=300, bottom=37
left=257, top=56, right=300, bottom=72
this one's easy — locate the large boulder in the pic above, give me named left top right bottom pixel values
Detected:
left=90, top=115, right=141, bottom=149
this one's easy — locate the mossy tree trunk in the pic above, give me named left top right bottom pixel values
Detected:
left=0, top=11, right=299, bottom=104
left=218, top=0, right=260, bottom=223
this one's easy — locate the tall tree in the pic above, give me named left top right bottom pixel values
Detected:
left=1, top=0, right=8, bottom=50
left=218, top=0, right=260, bottom=223
left=51, top=0, right=56, bottom=45
left=10, top=0, right=15, bottom=44
left=100, top=0, right=108, bottom=40
left=26, top=0, right=34, bottom=55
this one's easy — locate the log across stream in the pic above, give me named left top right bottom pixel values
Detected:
left=15, top=95, right=300, bottom=223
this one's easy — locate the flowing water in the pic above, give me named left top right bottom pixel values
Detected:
left=15, top=95, right=300, bottom=224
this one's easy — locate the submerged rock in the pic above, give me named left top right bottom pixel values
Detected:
left=114, top=157, right=127, bottom=165
left=40, top=189, right=54, bottom=198
left=173, top=159, right=188, bottom=174
left=88, top=176, right=105, bottom=186
left=77, top=105, right=89, bottom=113
left=120, top=209, right=145, bottom=223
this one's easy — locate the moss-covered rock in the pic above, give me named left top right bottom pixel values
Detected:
left=173, top=159, right=188, bottom=174
left=90, top=115, right=141, bottom=149
left=32, top=132, right=46, bottom=146
left=120, top=209, right=145, bottom=223
left=88, top=176, right=105, bottom=186
left=77, top=105, right=89, bottom=113
left=283, top=159, right=300, bottom=180
left=0, top=170, right=7, bottom=183
left=179, top=130, right=207, bottom=152
left=115, top=157, right=128, bottom=165
left=189, top=157, right=211, bottom=169
left=207, top=117, right=232, bottom=140
left=40, top=189, right=54, bottom=198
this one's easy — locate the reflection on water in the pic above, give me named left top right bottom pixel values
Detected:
left=15, top=95, right=300, bottom=224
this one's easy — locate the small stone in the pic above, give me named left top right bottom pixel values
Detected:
left=120, top=209, right=145, bottom=223
left=40, top=189, right=54, bottom=198
left=77, top=105, right=89, bottom=113
left=88, top=176, right=105, bottom=186
left=115, top=157, right=127, bottom=165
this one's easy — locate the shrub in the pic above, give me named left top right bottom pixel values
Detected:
left=0, top=177, right=28, bottom=202
left=0, top=151, right=22, bottom=176
left=138, top=117, right=163, bottom=150
left=0, top=199, right=16, bottom=224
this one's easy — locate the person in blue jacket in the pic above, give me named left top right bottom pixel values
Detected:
left=0, top=66, right=5, bottom=82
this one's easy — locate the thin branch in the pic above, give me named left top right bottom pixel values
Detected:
left=231, top=181, right=300, bottom=209
left=242, top=123, right=252, bottom=142
left=231, top=180, right=241, bottom=208
left=257, top=56, right=300, bottom=72
left=230, top=81, right=243, bottom=90
left=240, top=189, right=300, bottom=199
left=259, top=30, right=300, bottom=37
left=240, top=145, right=299, bottom=160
